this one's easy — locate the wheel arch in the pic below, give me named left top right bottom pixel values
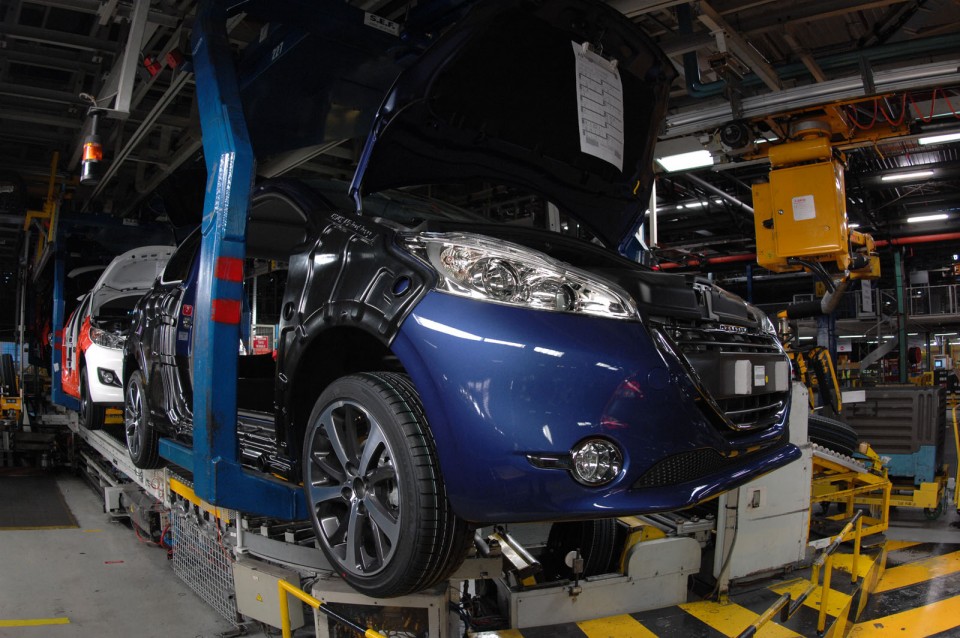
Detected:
left=284, top=325, right=404, bottom=467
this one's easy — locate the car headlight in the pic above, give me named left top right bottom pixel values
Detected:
left=752, top=307, right=779, bottom=338
left=89, top=326, right=126, bottom=350
left=402, top=233, right=639, bottom=320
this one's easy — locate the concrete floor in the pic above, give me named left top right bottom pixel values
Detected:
left=0, top=474, right=265, bottom=638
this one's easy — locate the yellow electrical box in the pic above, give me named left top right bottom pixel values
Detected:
left=754, top=156, right=859, bottom=273
left=752, top=122, right=879, bottom=283
left=752, top=181, right=780, bottom=269
left=771, top=160, right=847, bottom=259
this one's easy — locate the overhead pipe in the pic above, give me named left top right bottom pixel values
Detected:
left=682, top=173, right=754, bottom=216
left=657, top=231, right=960, bottom=269
left=676, top=2, right=959, bottom=99
left=875, top=232, right=960, bottom=247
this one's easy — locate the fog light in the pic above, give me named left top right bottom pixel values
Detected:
left=97, top=368, right=120, bottom=387
left=569, top=438, right=622, bottom=486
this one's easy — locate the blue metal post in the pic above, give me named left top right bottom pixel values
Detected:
left=158, top=0, right=305, bottom=520
left=50, top=247, right=78, bottom=411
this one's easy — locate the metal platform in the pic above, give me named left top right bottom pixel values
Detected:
left=66, top=413, right=166, bottom=502
left=467, top=540, right=960, bottom=637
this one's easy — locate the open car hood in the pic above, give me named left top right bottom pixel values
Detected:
left=90, top=245, right=174, bottom=316
left=351, top=0, right=675, bottom=250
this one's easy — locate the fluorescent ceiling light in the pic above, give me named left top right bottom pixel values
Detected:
left=848, top=223, right=860, bottom=228
left=918, top=131, right=960, bottom=145
left=798, top=336, right=814, bottom=341
left=935, top=332, right=958, bottom=336
left=907, top=213, right=948, bottom=223
left=839, top=335, right=865, bottom=339
left=881, top=170, right=934, bottom=182
left=656, top=150, right=713, bottom=172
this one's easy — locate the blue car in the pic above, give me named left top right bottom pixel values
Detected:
left=124, top=0, right=799, bottom=597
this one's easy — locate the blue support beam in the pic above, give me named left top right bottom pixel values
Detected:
left=50, top=247, right=78, bottom=411
left=157, top=0, right=305, bottom=520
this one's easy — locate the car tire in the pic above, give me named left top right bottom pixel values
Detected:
left=125, top=369, right=163, bottom=469
left=0, top=353, right=15, bottom=394
left=808, top=413, right=858, bottom=458
left=79, top=369, right=105, bottom=430
left=302, top=372, right=472, bottom=598
left=540, top=519, right=619, bottom=581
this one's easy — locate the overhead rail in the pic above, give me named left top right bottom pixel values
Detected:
left=665, top=59, right=960, bottom=138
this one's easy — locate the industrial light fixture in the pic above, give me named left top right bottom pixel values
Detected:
left=907, top=213, right=948, bottom=223
left=848, top=222, right=860, bottom=228
left=881, top=170, right=934, bottom=182
left=80, top=107, right=106, bottom=186
left=918, top=131, right=960, bottom=145
left=656, top=149, right=714, bottom=172
left=839, top=335, right=865, bottom=339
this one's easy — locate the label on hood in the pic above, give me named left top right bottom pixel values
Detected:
left=572, top=41, right=624, bottom=172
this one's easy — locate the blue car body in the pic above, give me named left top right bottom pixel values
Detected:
left=124, top=0, right=800, bottom=597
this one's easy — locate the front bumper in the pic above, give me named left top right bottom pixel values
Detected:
left=83, top=342, right=124, bottom=404
left=392, top=291, right=799, bottom=523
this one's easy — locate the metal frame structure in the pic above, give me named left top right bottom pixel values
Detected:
left=156, top=0, right=306, bottom=520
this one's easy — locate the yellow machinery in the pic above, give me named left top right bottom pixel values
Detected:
left=0, top=365, right=22, bottom=426
left=753, top=120, right=879, bottom=280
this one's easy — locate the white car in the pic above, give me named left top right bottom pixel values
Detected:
left=62, top=246, right=173, bottom=429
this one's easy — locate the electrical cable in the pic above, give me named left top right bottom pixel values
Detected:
left=708, top=502, right=740, bottom=601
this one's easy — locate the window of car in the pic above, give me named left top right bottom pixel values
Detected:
left=160, top=229, right=201, bottom=284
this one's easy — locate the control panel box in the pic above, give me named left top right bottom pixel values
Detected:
left=233, top=558, right=304, bottom=630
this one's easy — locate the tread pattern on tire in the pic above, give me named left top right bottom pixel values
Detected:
left=127, top=369, right=163, bottom=469
left=309, top=372, right=473, bottom=597
left=0, top=353, right=15, bottom=395
left=808, top=413, right=858, bottom=457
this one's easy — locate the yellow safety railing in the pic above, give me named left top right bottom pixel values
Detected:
left=737, top=511, right=864, bottom=638
left=953, top=404, right=960, bottom=508
left=277, top=579, right=386, bottom=638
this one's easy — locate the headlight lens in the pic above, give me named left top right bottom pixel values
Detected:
left=570, top=438, right=622, bottom=486
left=758, top=311, right=778, bottom=338
left=89, top=326, right=125, bottom=350
left=403, top=233, right=638, bottom=320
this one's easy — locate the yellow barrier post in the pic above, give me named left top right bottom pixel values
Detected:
left=819, top=553, right=833, bottom=634
left=277, top=579, right=386, bottom=638
left=852, top=516, right=863, bottom=584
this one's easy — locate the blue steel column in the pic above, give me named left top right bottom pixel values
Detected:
left=50, top=247, right=78, bottom=410
left=158, top=0, right=304, bottom=519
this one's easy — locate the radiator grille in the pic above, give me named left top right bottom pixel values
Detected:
left=657, top=323, right=788, bottom=431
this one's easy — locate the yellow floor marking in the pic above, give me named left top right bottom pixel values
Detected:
left=680, top=600, right=802, bottom=637
left=83, top=528, right=103, bottom=533
left=850, top=592, right=960, bottom=636
left=770, top=579, right=852, bottom=618
left=884, top=540, right=921, bottom=553
left=821, top=554, right=876, bottom=581
left=873, top=549, right=960, bottom=593
left=0, top=617, right=71, bottom=627
left=578, top=614, right=658, bottom=638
